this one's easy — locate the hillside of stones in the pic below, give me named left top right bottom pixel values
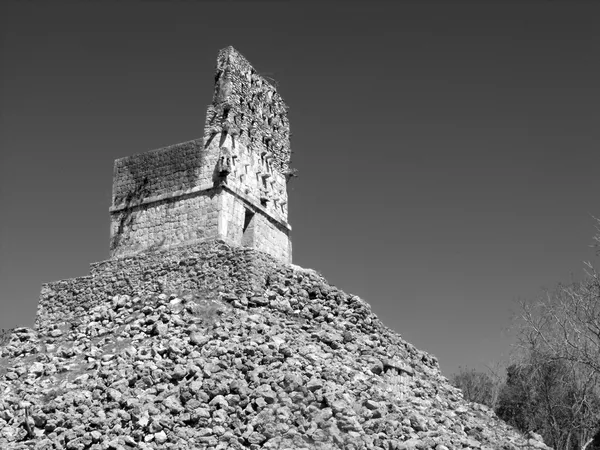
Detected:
left=0, top=245, right=549, bottom=450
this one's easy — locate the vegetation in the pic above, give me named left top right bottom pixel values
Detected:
left=449, top=366, right=500, bottom=409
left=0, top=328, right=13, bottom=346
left=450, top=217, right=600, bottom=450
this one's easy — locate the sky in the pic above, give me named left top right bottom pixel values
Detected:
left=1, top=0, right=600, bottom=377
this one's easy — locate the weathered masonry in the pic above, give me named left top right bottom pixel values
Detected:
left=109, top=47, right=293, bottom=263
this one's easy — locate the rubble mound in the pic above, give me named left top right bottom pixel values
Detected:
left=0, top=242, right=549, bottom=450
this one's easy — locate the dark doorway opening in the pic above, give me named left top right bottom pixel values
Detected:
left=242, top=209, right=255, bottom=247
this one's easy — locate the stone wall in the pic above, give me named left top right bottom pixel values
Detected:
left=36, top=240, right=280, bottom=330
left=111, top=139, right=206, bottom=207
left=109, top=47, right=293, bottom=262
left=220, top=191, right=291, bottom=263
left=252, top=213, right=292, bottom=263
left=109, top=138, right=215, bottom=256
left=110, top=189, right=222, bottom=258
left=214, top=133, right=289, bottom=224
left=205, top=46, right=292, bottom=174
left=110, top=132, right=291, bottom=261
left=110, top=186, right=291, bottom=262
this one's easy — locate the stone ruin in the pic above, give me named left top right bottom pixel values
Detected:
left=0, top=47, right=553, bottom=450
left=35, top=46, right=298, bottom=338
left=110, top=46, right=293, bottom=263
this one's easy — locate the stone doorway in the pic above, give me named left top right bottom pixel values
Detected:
left=241, top=209, right=255, bottom=247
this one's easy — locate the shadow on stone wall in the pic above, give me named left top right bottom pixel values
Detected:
left=111, top=141, right=206, bottom=256
left=110, top=174, right=151, bottom=254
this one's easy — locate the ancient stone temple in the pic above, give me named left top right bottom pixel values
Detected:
left=109, top=46, right=293, bottom=263
left=4, top=47, right=551, bottom=450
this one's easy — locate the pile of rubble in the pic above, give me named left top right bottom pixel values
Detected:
left=0, top=244, right=549, bottom=450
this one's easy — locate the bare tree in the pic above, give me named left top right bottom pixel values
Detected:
left=512, top=265, right=600, bottom=448
left=484, top=360, right=506, bottom=410
left=450, top=366, right=500, bottom=409
left=498, top=216, right=600, bottom=449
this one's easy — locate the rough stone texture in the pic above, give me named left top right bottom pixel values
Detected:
left=1, top=241, right=550, bottom=449
left=205, top=46, right=292, bottom=174
left=110, top=189, right=222, bottom=256
left=111, top=139, right=206, bottom=207
left=110, top=47, right=292, bottom=263
left=0, top=46, right=550, bottom=450
left=36, top=241, right=277, bottom=330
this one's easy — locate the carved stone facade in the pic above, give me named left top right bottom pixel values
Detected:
left=109, top=47, right=292, bottom=263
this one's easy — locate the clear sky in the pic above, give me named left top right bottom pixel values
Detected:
left=1, top=0, right=599, bottom=377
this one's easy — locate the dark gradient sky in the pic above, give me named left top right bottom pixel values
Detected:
left=2, top=0, right=599, bottom=377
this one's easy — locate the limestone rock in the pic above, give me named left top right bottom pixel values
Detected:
left=1, top=241, right=546, bottom=449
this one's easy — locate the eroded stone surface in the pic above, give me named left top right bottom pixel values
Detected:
left=109, top=47, right=292, bottom=263
left=1, top=241, right=549, bottom=449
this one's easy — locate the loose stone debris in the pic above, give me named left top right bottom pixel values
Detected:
left=0, top=242, right=550, bottom=450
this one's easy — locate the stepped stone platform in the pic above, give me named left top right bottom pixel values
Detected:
left=1, top=241, right=549, bottom=450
